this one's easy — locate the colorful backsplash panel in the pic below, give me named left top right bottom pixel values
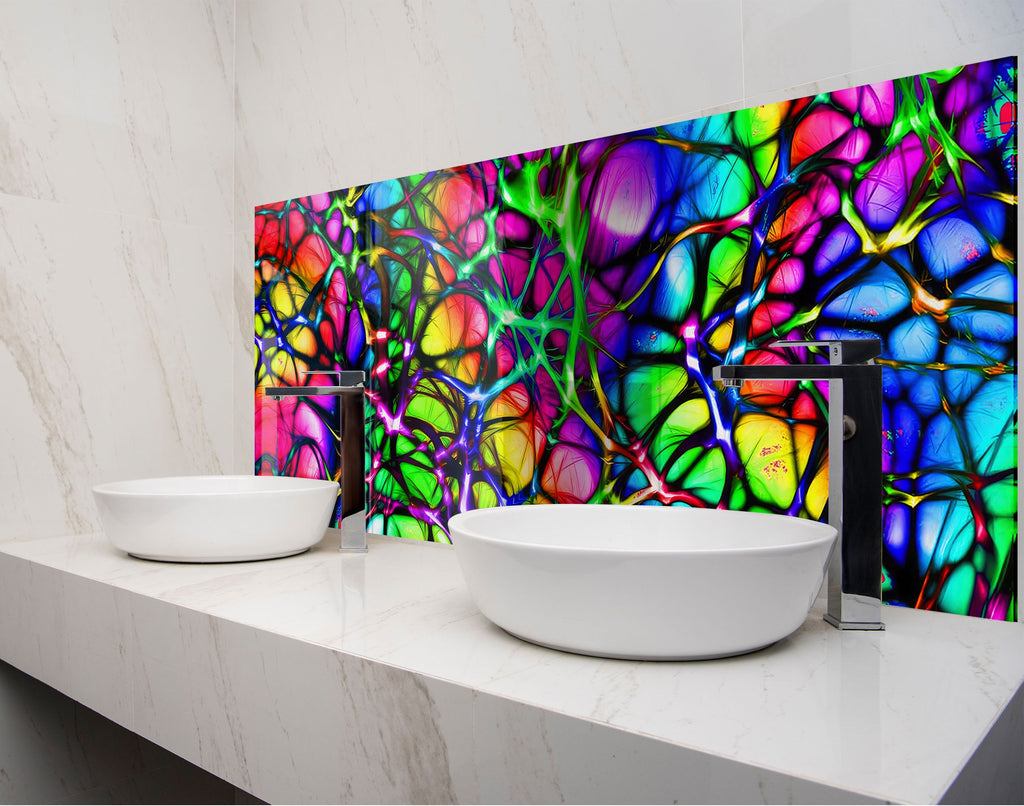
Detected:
left=256, top=57, right=1017, bottom=619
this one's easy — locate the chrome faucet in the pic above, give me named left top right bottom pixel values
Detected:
left=264, top=370, right=368, bottom=553
left=713, top=339, right=885, bottom=630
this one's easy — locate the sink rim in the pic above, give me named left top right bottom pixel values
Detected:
left=93, top=474, right=338, bottom=497
left=448, top=504, right=836, bottom=556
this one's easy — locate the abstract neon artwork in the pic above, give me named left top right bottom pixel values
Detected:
left=256, top=58, right=1017, bottom=619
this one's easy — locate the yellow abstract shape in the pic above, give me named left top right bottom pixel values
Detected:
left=484, top=422, right=535, bottom=494
left=672, top=397, right=711, bottom=434
left=735, top=414, right=797, bottom=509
left=792, top=422, right=817, bottom=478
left=421, top=293, right=488, bottom=356
left=804, top=464, right=829, bottom=520
left=255, top=310, right=274, bottom=337
left=708, top=319, right=734, bottom=353
left=268, top=350, right=305, bottom=385
left=473, top=482, right=498, bottom=510
left=270, top=276, right=308, bottom=319
left=286, top=324, right=317, bottom=358
left=753, top=141, right=780, bottom=187
left=736, top=101, right=790, bottom=148
left=793, top=422, right=828, bottom=519
left=433, top=352, right=482, bottom=385
left=481, top=383, right=542, bottom=495
left=422, top=254, right=457, bottom=294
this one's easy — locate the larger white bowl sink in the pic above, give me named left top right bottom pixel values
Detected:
left=448, top=504, right=837, bottom=660
left=93, top=475, right=339, bottom=562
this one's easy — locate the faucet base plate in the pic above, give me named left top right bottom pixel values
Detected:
left=823, top=613, right=886, bottom=631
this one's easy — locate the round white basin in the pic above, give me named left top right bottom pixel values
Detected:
left=448, top=504, right=837, bottom=661
left=93, top=475, right=339, bottom=562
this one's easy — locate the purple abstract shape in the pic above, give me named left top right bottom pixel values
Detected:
left=585, top=141, right=661, bottom=266
left=853, top=136, right=927, bottom=230
left=833, top=81, right=896, bottom=127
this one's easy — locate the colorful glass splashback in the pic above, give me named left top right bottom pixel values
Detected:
left=255, top=57, right=1018, bottom=620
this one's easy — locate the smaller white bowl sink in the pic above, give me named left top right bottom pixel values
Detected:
left=448, top=504, right=837, bottom=661
left=93, top=475, right=339, bottom=562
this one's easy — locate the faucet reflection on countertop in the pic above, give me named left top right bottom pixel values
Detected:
left=713, top=339, right=885, bottom=631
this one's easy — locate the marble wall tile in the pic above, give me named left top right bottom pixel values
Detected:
left=0, top=194, right=234, bottom=539
left=741, top=0, right=1023, bottom=100
left=233, top=0, right=1021, bottom=213
left=740, top=0, right=853, bottom=99
left=1, top=0, right=236, bottom=540
left=0, top=0, right=234, bottom=226
left=846, top=0, right=1023, bottom=67
left=234, top=0, right=744, bottom=203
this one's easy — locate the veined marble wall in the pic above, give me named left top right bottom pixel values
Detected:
left=0, top=0, right=235, bottom=542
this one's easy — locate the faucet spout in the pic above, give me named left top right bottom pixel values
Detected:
left=714, top=339, right=885, bottom=631
left=263, top=369, right=366, bottom=401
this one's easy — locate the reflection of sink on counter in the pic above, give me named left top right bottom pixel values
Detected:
left=449, top=504, right=836, bottom=660
left=0, top=522, right=1021, bottom=803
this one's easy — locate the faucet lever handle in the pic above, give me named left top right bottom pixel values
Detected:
left=769, top=338, right=881, bottom=365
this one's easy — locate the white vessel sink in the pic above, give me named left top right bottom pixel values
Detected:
left=448, top=504, right=837, bottom=660
left=93, top=475, right=339, bottom=562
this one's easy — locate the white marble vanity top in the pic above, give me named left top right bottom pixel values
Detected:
left=0, top=524, right=1022, bottom=804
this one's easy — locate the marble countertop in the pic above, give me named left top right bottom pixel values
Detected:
left=1, top=523, right=1022, bottom=804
